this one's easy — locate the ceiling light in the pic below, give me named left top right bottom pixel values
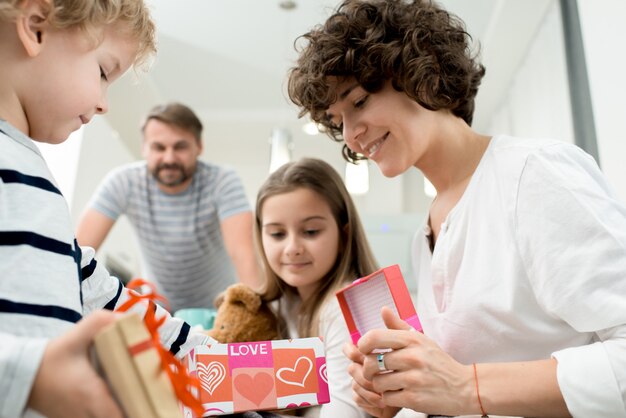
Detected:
left=302, top=121, right=320, bottom=136
left=269, top=128, right=293, bottom=173
left=345, top=159, right=369, bottom=196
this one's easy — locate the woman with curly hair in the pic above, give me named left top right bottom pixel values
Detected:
left=288, top=1, right=626, bottom=417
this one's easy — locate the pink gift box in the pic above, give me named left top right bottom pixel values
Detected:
left=336, top=264, right=422, bottom=344
left=183, top=338, right=330, bottom=417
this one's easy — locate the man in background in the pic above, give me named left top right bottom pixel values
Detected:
left=76, top=102, right=259, bottom=313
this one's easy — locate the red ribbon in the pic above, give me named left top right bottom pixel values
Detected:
left=128, top=338, right=153, bottom=356
left=116, top=278, right=169, bottom=312
left=117, top=278, right=204, bottom=416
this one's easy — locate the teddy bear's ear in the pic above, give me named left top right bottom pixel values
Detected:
left=213, top=291, right=226, bottom=309
left=225, top=283, right=261, bottom=313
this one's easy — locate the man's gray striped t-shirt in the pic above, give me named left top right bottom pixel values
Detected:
left=88, top=160, right=250, bottom=312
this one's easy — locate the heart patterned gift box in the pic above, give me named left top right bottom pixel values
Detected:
left=183, top=338, right=330, bottom=417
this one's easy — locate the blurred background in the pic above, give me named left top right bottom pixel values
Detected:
left=39, top=0, right=626, bottom=291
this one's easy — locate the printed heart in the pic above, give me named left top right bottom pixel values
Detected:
left=234, top=372, right=274, bottom=406
left=277, top=356, right=313, bottom=388
left=197, top=361, right=226, bottom=395
left=319, top=363, right=328, bottom=384
left=286, top=402, right=311, bottom=408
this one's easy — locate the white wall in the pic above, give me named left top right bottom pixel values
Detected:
left=492, top=0, right=626, bottom=203
left=35, top=129, right=83, bottom=206
left=361, top=213, right=424, bottom=294
left=488, top=1, right=574, bottom=145
left=72, top=116, right=143, bottom=277
left=577, top=0, right=626, bottom=203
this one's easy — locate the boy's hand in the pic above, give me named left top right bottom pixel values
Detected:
left=28, top=310, right=124, bottom=418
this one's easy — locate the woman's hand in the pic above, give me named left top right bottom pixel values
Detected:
left=343, top=339, right=400, bottom=418
left=28, top=310, right=124, bottom=418
left=357, top=307, right=475, bottom=417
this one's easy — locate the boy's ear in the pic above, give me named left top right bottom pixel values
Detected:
left=16, top=0, right=51, bottom=58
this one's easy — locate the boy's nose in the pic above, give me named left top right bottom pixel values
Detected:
left=96, top=96, right=109, bottom=114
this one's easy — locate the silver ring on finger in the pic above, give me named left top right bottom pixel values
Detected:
left=377, top=352, right=388, bottom=372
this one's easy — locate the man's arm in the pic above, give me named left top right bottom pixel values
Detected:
left=75, top=209, right=116, bottom=251
left=220, top=211, right=261, bottom=291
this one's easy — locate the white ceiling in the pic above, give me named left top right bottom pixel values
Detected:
left=106, top=0, right=554, bottom=159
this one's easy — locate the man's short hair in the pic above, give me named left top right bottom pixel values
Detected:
left=141, top=102, right=203, bottom=142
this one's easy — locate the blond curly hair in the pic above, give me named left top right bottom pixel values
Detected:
left=0, top=0, right=156, bottom=68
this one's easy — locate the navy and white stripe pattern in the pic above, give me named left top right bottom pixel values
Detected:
left=0, top=120, right=211, bottom=418
left=88, top=160, right=251, bottom=312
left=0, top=122, right=83, bottom=334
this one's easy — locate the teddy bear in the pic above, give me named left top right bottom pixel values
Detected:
left=207, top=283, right=280, bottom=343
left=207, top=284, right=300, bottom=416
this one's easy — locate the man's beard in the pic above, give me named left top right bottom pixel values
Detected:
left=152, top=163, right=192, bottom=187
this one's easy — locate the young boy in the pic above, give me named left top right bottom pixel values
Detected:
left=0, top=1, right=211, bottom=417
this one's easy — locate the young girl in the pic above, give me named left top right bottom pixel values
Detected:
left=255, top=158, right=377, bottom=418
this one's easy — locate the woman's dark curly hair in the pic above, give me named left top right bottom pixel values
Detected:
left=287, top=0, right=486, bottom=162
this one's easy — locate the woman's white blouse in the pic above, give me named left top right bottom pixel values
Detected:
left=412, top=136, right=626, bottom=417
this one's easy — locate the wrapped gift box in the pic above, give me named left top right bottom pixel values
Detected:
left=183, top=338, right=330, bottom=416
left=94, top=313, right=182, bottom=418
left=336, top=264, right=422, bottom=344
